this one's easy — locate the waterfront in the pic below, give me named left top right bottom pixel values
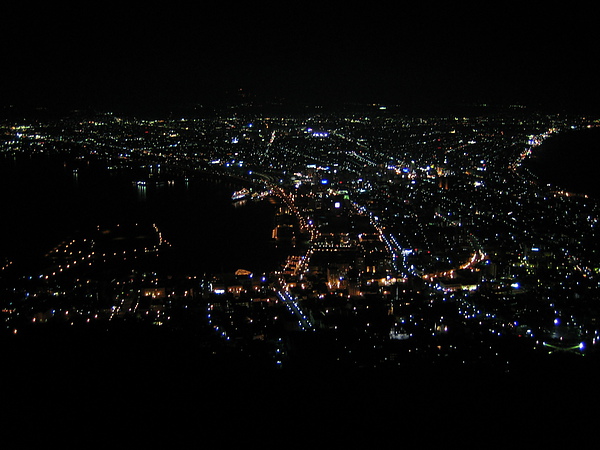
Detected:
left=0, top=154, right=284, bottom=275
left=525, top=126, right=600, bottom=199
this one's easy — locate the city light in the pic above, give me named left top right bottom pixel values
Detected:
left=2, top=105, right=600, bottom=378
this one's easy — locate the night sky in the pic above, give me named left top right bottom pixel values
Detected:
left=2, top=3, right=599, bottom=114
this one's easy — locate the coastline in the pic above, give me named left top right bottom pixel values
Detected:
left=0, top=154, right=283, bottom=276
left=524, top=126, right=600, bottom=199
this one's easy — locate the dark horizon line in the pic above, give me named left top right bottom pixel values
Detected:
left=2, top=93, right=599, bottom=120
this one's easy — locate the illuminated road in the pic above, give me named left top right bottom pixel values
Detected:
left=276, top=288, right=314, bottom=332
left=266, top=183, right=317, bottom=332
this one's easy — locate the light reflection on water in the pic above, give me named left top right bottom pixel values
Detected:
left=137, top=184, right=147, bottom=201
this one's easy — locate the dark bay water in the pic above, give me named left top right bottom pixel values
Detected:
left=525, top=127, right=600, bottom=199
left=0, top=155, right=283, bottom=275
